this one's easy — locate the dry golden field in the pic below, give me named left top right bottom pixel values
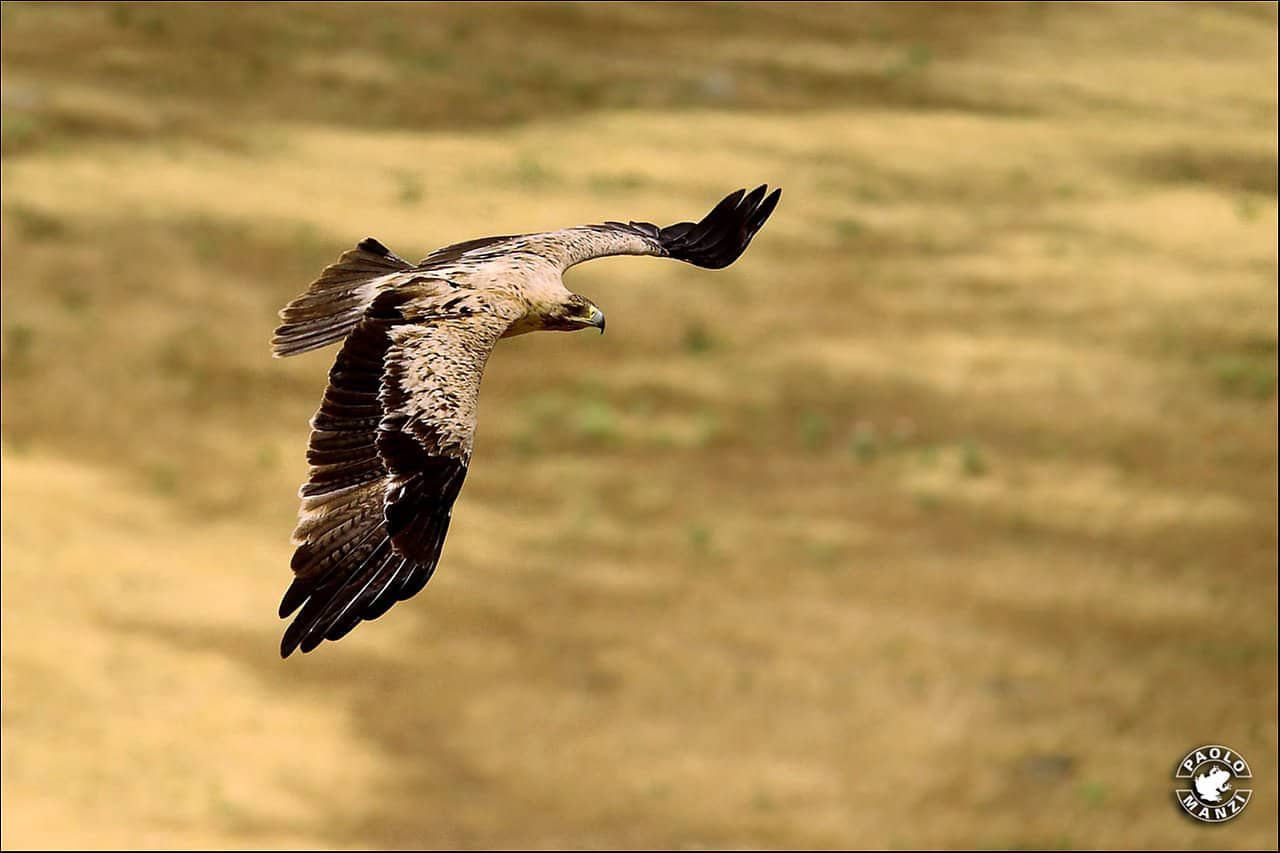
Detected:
left=1, top=2, right=1277, bottom=849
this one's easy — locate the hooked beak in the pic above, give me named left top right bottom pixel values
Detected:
left=587, top=305, right=606, bottom=335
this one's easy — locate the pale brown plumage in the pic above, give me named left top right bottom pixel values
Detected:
left=272, top=186, right=781, bottom=656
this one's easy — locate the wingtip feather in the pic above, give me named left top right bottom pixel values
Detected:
left=658, top=183, right=782, bottom=269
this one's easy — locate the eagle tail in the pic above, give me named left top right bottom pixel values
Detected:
left=271, top=238, right=413, bottom=357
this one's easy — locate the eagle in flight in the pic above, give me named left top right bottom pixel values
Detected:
left=272, top=186, right=781, bottom=657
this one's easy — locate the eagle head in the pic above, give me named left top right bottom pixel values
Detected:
left=544, top=293, right=606, bottom=334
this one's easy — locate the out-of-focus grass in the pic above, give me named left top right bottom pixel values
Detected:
left=0, top=1, right=1064, bottom=156
left=2, top=2, right=1278, bottom=850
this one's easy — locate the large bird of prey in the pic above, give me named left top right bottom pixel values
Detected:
left=272, top=186, right=781, bottom=657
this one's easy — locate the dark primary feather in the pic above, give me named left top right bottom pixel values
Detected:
left=604, top=184, right=781, bottom=270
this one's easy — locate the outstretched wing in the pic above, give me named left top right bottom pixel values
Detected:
left=599, top=184, right=782, bottom=270
left=400, top=185, right=783, bottom=274
left=279, top=291, right=512, bottom=657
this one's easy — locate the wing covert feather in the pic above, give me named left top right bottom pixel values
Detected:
left=377, top=313, right=512, bottom=561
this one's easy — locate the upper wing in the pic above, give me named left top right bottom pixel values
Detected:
left=403, top=185, right=783, bottom=274
left=416, top=233, right=519, bottom=268
left=279, top=290, right=513, bottom=657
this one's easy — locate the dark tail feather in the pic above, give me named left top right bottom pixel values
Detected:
left=271, top=238, right=412, bottom=357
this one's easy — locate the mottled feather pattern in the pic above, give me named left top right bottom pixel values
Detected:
left=376, top=312, right=510, bottom=558
left=381, top=311, right=512, bottom=452
left=274, top=186, right=780, bottom=656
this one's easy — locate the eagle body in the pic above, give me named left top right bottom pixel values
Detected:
left=273, top=186, right=781, bottom=656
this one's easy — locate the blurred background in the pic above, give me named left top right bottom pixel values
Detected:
left=1, top=2, right=1276, bottom=849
